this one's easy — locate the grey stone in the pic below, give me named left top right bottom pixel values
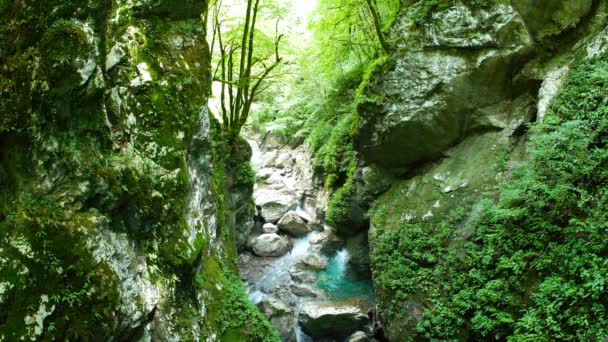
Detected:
left=255, top=188, right=298, bottom=223
left=258, top=297, right=296, bottom=342
left=298, top=303, right=368, bottom=339
left=263, top=223, right=279, bottom=234
left=297, top=253, right=328, bottom=271
left=106, top=44, right=126, bottom=71
left=512, top=0, right=593, bottom=40
left=290, top=268, right=317, bottom=284
left=537, top=66, right=569, bottom=122
left=278, top=211, right=311, bottom=237
left=310, top=230, right=344, bottom=254
left=355, top=2, right=532, bottom=170
left=290, top=284, right=323, bottom=298
left=346, top=233, right=372, bottom=278
left=251, top=234, right=289, bottom=257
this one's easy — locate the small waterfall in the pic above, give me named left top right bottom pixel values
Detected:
left=317, top=248, right=374, bottom=301
left=248, top=139, right=264, bottom=169
left=294, top=319, right=313, bottom=342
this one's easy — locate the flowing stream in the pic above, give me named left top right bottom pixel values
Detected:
left=241, top=136, right=375, bottom=341
left=247, top=231, right=321, bottom=302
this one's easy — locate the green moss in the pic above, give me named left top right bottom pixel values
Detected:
left=0, top=196, right=120, bottom=340
left=206, top=119, right=280, bottom=342
left=310, top=56, right=392, bottom=231
left=325, top=166, right=355, bottom=227
left=409, top=0, right=500, bottom=25
left=234, top=162, right=255, bottom=188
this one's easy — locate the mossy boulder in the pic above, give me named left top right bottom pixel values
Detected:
left=512, top=0, right=594, bottom=41
left=355, top=1, right=532, bottom=170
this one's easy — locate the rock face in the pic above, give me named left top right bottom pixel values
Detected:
left=258, top=297, right=296, bottom=342
left=252, top=233, right=290, bottom=257
left=355, top=2, right=533, bottom=170
left=345, top=233, right=372, bottom=278
left=361, top=1, right=608, bottom=341
left=512, top=0, right=593, bottom=40
left=0, top=1, right=276, bottom=341
left=225, top=137, right=257, bottom=250
left=299, top=303, right=368, bottom=339
left=278, top=211, right=311, bottom=236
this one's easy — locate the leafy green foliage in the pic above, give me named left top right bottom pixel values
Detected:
left=311, top=0, right=399, bottom=74
left=371, top=51, right=608, bottom=340
left=216, top=273, right=279, bottom=342
left=0, top=196, right=120, bottom=340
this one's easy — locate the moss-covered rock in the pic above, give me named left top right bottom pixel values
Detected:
left=367, top=4, right=608, bottom=339
left=0, top=1, right=276, bottom=340
left=355, top=1, right=533, bottom=171
left=512, top=0, right=594, bottom=41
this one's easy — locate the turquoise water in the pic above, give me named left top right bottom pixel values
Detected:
left=316, top=250, right=375, bottom=302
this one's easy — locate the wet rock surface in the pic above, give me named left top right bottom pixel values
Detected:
left=256, top=188, right=299, bottom=223
left=252, top=233, right=290, bottom=257
left=310, top=229, right=345, bottom=254
left=297, top=254, right=329, bottom=271
left=355, top=2, right=533, bottom=170
left=298, top=303, right=368, bottom=339
left=258, top=298, right=297, bottom=342
left=279, top=211, right=312, bottom=236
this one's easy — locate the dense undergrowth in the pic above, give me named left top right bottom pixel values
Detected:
left=371, top=50, right=608, bottom=340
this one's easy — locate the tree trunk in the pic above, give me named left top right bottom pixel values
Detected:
left=365, top=0, right=390, bottom=53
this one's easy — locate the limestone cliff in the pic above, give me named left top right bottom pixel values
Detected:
left=354, top=0, right=608, bottom=340
left=0, top=1, right=276, bottom=341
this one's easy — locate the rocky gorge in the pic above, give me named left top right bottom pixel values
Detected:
left=2, top=0, right=608, bottom=341
left=237, top=131, right=376, bottom=341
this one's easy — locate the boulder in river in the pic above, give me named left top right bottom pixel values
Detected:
left=297, top=253, right=328, bottom=271
left=310, top=229, right=345, bottom=254
left=290, top=284, right=324, bottom=298
left=255, top=188, right=298, bottom=223
left=263, top=222, right=279, bottom=234
left=251, top=233, right=289, bottom=257
left=290, top=268, right=317, bottom=284
left=257, top=297, right=296, bottom=342
left=298, top=302, right=368, bottom=339
left=278, top=211, right=311, bottom=236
